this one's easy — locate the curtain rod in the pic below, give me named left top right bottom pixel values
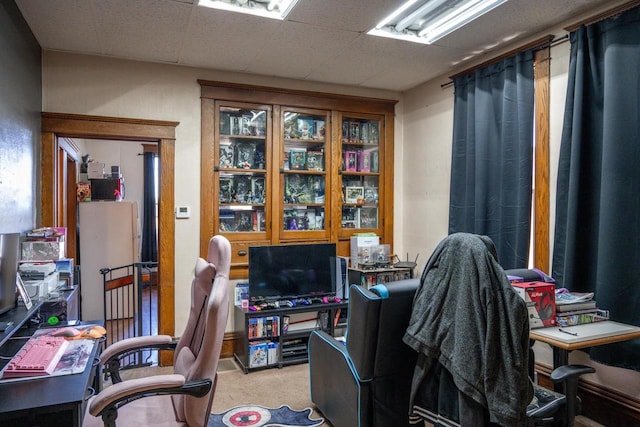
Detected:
left=564, top=0, right=640, bottom=32
left=440, top=1, right=639, bottom=89
left=440, top=35, right=555, bottom=89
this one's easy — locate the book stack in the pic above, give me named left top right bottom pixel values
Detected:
left=555, top=291, right=609, bottom=327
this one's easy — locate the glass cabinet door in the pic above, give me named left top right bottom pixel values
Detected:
left=280, top=108, right=329, bottom=238
left=340, top=115, right=381, bottom=234
left=215, top=105, right=270, bottom=235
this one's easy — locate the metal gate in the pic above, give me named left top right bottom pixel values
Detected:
left=101, top=261, right=158, bottom=371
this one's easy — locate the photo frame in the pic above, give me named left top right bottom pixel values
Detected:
left=16, top=275, right=33, bottom=310
left=219, top=214, right=235, bottom=232
left=345, top=186, right=364, bottom=204
left=358, top=207, right=378, bottom=229
left=233, top=175, right=251, bottom=204
left=289, top=148, right=307, bottom=170
left=359, top=151, right=371, bottom=172
left=297, top=118, right=314, bottom=139
left=344, top=151, right=357, bottom=171
left=349, top=122, right=360, bottom=143
left=284, top=174, right=311, bottom=204
left=219, top=143, right=234, bottom=168
left=219, top=177, right=234, bottom=204
left=236, top=142, right=256, bottom=169
left=251, top=176, right=265, bottom=204
left=234, top=211, right=254, bottom=232
left=306, top=150, right=324, bottom=171
left=364, top=186, right=379, bottom=203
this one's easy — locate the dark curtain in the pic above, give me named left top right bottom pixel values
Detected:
left=552, top=7, right=640, bottom=370
left=141, top=152, right=158, bottom=262
left=449, top=50, right=535, bottom=269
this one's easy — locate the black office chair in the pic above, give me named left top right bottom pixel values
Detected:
left=404, top=233, right=594, bottom=427
left=309, top=279, right=420, bottom=427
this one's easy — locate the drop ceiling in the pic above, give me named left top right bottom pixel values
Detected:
left=15, top=0, right=628, bottom=91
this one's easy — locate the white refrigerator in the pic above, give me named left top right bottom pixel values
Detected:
left=79, top=201, right=141, bottom=321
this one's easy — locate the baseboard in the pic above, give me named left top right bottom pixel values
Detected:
left=536, top=363, right=640, bottom=425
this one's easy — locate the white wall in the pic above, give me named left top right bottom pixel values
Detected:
left=400, top=77, right=454, bottom=272
left=41, top=51, right=400, bottom=333
left=81, top=139, right=145, bottom=208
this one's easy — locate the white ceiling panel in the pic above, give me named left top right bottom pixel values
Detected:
left=15, top=0, right=633, bottom=91
left=15, top=0, right=101, bottom=55
left=92, top=0, right=193, bottom=62
left=180, top=6, right=282, bottom=71
left=247, top=21, right=361, bottom=80
left=287, top=0, right=401, bottom=32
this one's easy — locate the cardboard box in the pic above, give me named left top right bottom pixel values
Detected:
left=512, top=281, right=556, bottom=328
left=87, top=162, right=105, bottom=179
left=21, top=241, right=66, bottom=261
left=350, top=235, right=379, bottom=267
left=77, top=182, right=91, bottom=202
left=235, top=283, right=249, bottom=307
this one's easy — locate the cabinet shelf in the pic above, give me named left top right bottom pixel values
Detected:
left=282, top=169, right=325, bottom=175
left=200, top=81, right=396, bottom=278
left=233, top=302, right=347, bottom=373
left=221, top=134, right=266, bottom=140
left=216, top=168, right=267, bottom=173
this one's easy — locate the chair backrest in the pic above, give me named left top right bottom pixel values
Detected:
left=405, top=233, right=533, bottom=426
left=346, top=279, right=420, bottom=425
left=172, top=235, right=231, bottom=426
left=346, top=279, right=419, bottom=377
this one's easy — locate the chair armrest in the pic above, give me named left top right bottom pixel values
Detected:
left=550, top=364, right=596, bottom=426
left=100, top=335, right=175, bottom=364
left=309, top=330, right=366, bottom=427
left=549, top=364, right=595, bottom=383
left=89, top=373, right=212, bottom=426
left=101, top=335, right=177, bottom=383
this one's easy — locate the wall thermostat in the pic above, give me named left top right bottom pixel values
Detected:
left=175, top=206, right=190, bottom=219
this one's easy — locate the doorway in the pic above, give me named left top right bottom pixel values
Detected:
left=40, top=112, right=177, bottom=366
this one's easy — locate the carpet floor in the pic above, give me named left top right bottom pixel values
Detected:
left=211, top=360, right=328, bottom=425
left=112, top=359, right=330, bottom=426
left=103, top=360, right=602, bottom=427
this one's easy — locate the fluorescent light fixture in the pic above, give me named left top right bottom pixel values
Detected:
left=418, top=0, right=507, bottom=42
left=368, top=0, right=508, bottom=45
left=198, top=0, right=300, bottom=20
left=374, top=0, right=419, bottom=30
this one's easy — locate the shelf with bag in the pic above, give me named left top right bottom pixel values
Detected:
left=280, top=108, right=330, bottom=239
left=213, top=104, right=271, bottom=236
left=338, top=114, right=383, bottom=235
left=200, top=80, right=396, bottom=278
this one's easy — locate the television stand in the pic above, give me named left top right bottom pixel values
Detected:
left=234, top=300, right=348, bottom=373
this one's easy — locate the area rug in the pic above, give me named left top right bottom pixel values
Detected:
left=208, top=404, right=324, bottom=427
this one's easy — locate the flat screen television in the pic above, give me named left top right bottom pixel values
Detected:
left=248, top=243, right=336, bottom=301
left=0, top=233, right=20, bottom=315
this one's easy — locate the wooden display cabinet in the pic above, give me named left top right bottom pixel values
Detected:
left=200, top=81, right=397, bottom=278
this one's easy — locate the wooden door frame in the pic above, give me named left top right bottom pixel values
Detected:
left=40, top=112, right=177, bottom=365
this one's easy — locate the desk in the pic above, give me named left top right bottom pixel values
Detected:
left=0, top=323, right=103, bottom=426
left=530, top=321, right=640, bottom=368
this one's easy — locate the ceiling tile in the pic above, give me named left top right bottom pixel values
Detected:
left=247, top=21, right=361, bottom=80
left=92, top=0, right=193, bottom=62
left=15, top=0, right=101, bottom=54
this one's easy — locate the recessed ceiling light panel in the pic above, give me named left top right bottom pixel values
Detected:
left=198, top=0, right=300, bottom=20
left=368, top=0, right=508, bottom=45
